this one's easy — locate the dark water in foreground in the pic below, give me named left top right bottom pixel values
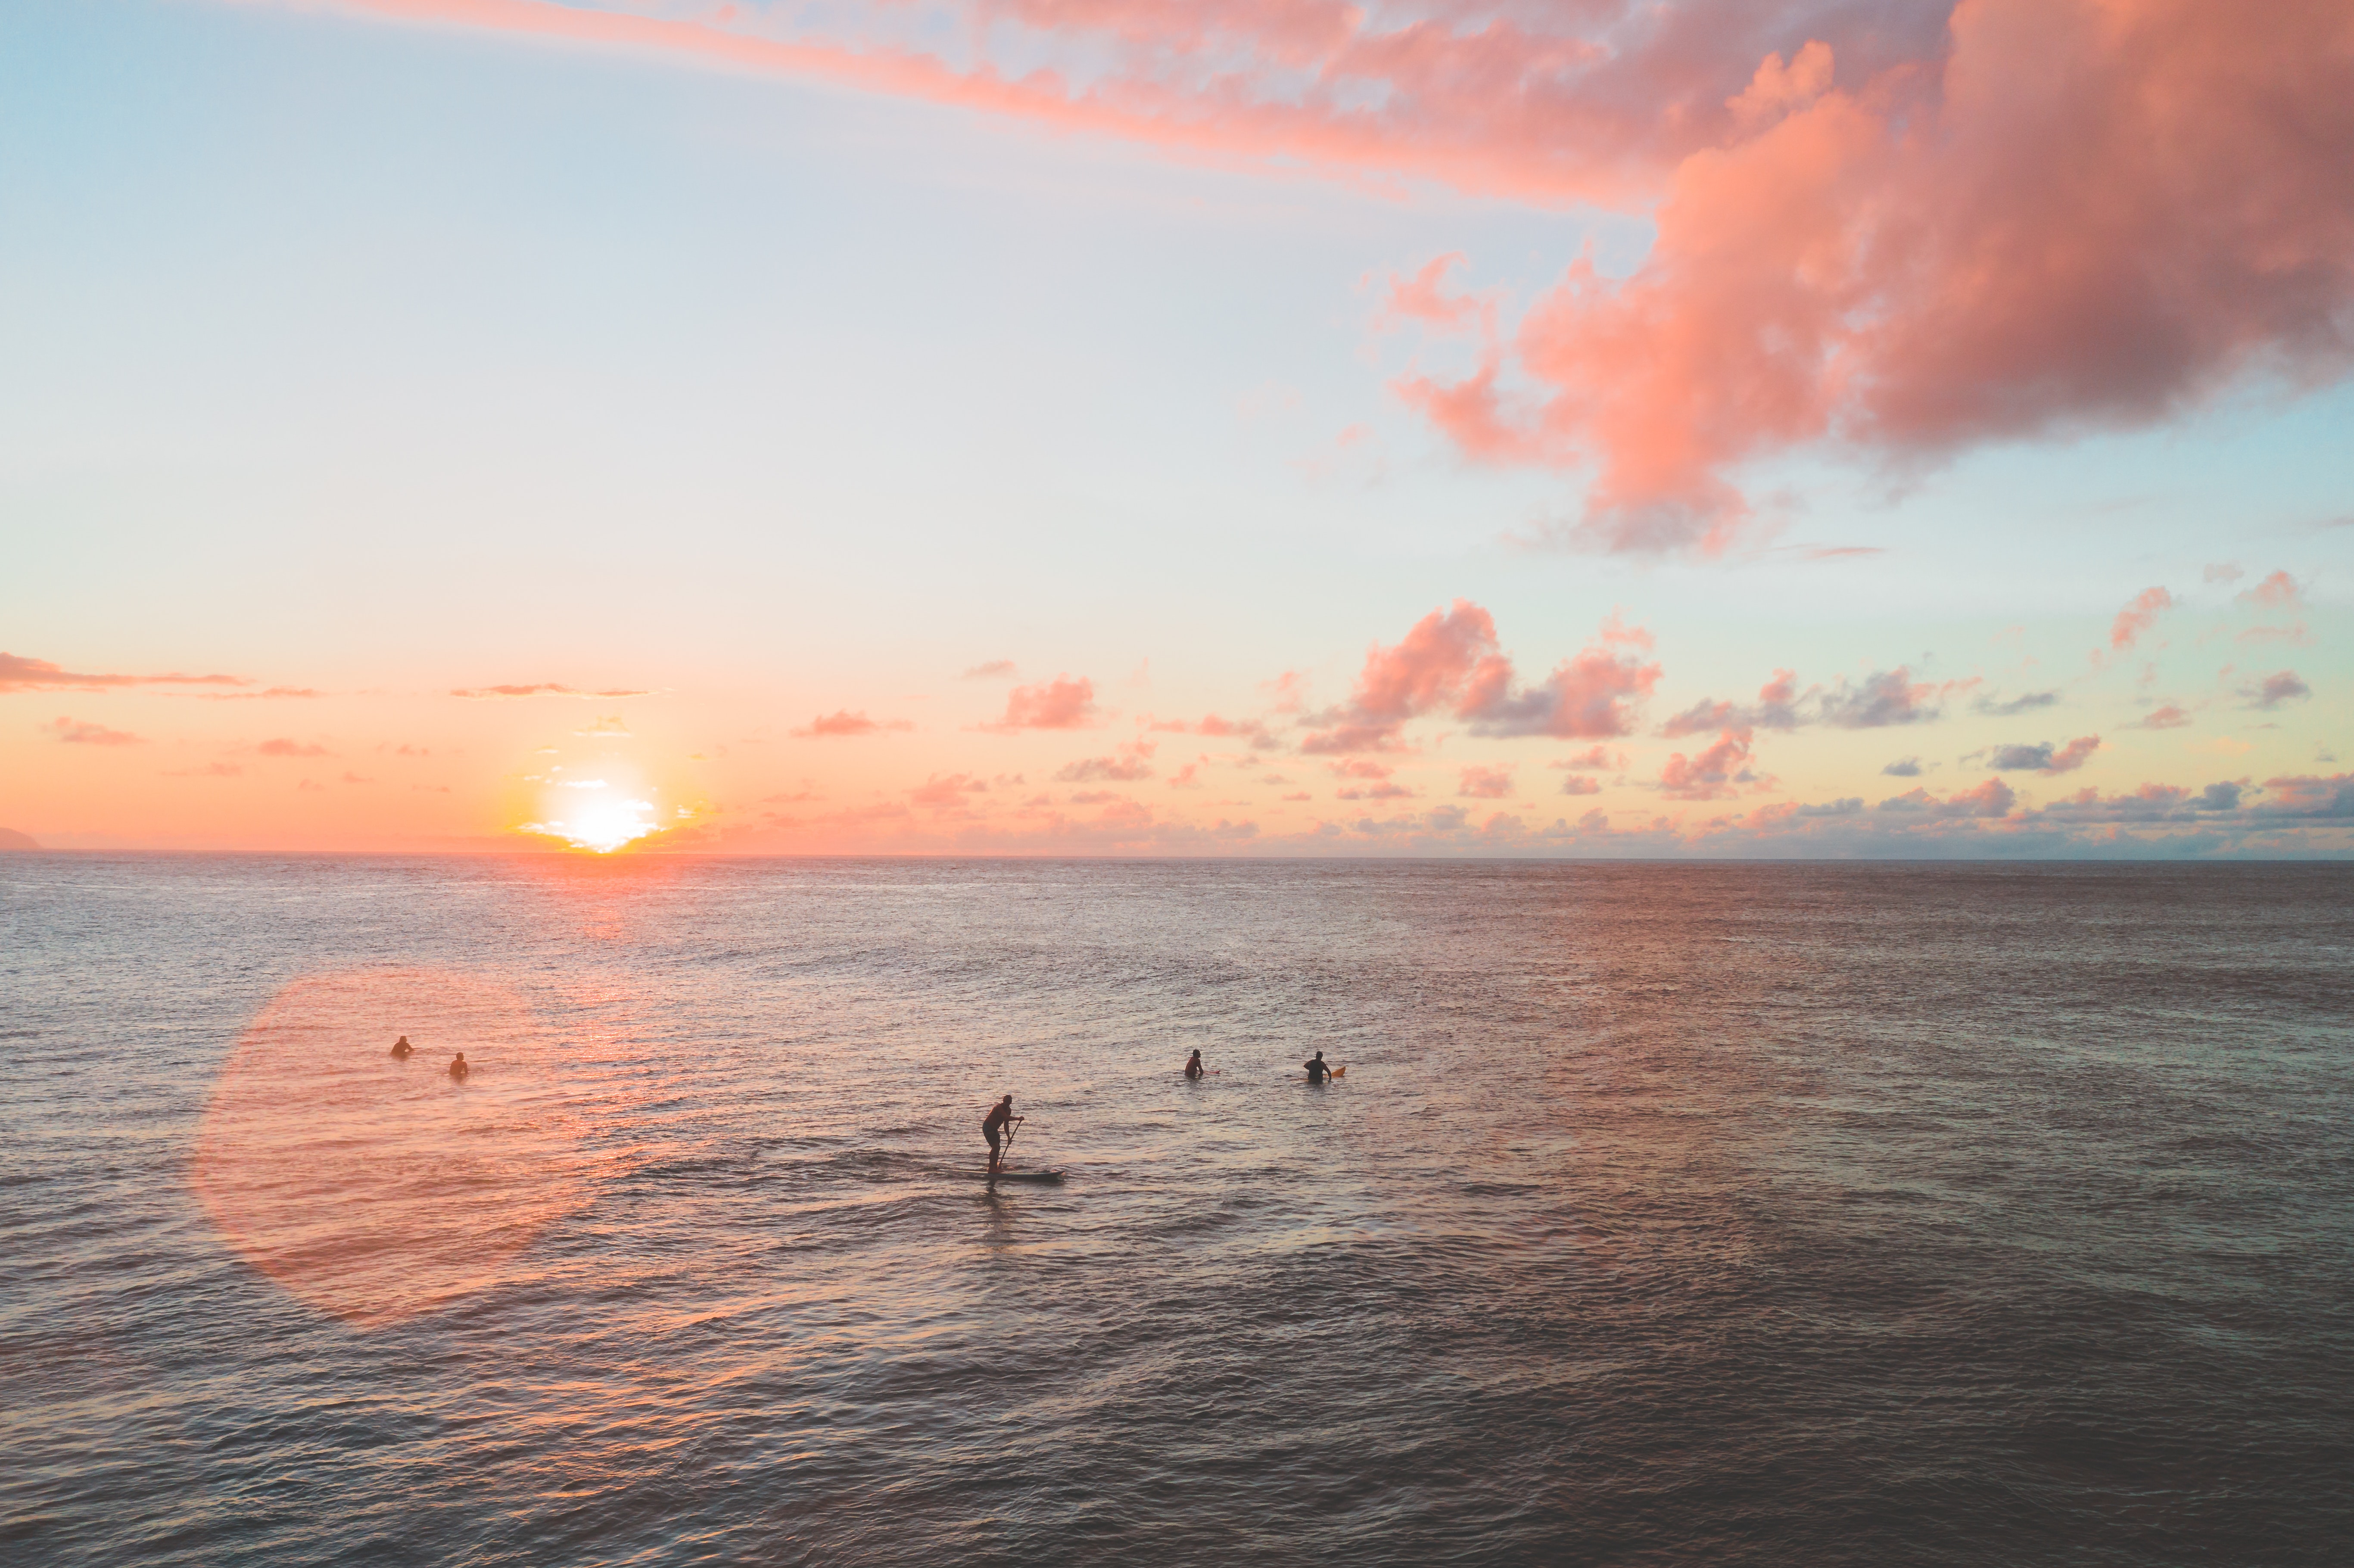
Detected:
left=5, top=857, right=2352, bottom=1566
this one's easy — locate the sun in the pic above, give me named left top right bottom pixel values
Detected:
left=521, top=778, right=661, bottom=854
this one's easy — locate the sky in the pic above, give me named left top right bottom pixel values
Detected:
left=2, top=0, right=2349, bottom=857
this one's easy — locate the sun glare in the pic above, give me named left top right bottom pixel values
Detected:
left=522, top=780, right=660, bottom=854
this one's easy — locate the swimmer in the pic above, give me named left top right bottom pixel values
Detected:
left=448, top=1051, right=469, bottom=1083
left=982, top=1095, right=1019, bottom=1173
left=1184, top=1050, right=1205, bottom=1080
left=1304, top=1050, right=1330, bottom=1085
left=389, top=1035, right=413, bottom=1059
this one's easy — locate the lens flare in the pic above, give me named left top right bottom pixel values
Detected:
left=523, top=779, right=660, bottom=853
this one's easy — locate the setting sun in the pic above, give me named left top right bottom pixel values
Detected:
left=521, top=780, right=660, bottom=853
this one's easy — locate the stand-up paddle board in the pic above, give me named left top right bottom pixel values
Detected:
left=988, top=1169, right=1065, bottom=1183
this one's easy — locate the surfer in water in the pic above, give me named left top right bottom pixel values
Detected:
left=982, top=1095, right=1019, bottom=1173
left=1184, top=1050, right=1204, bottom=1079
left=1305, top=1051, right=1331, bottom=1085
left=448, top=1051, right=469, bottom=1083
left=389, top=1035, right=413, bottom=1058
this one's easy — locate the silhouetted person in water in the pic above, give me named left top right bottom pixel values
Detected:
left=1184, top=1050, right=1204, bottom=1080
left=982, top=1095, right=1018, bottom=1172
left=448, top=1052, right=469, bottom=1083
left=1305, top=1051, right=1330, bottom=1085
left=389, top=1036, right=413, bottom=1059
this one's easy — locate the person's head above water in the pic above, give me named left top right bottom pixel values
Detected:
left=1312, top=1051, right=1324, bottom=1061
left=395, top=1036, right=409, bottom=1045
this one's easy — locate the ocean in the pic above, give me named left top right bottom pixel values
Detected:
left=5, top=856, right=2351, bottom=1565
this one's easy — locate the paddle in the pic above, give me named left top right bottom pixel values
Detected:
left=996, top=1114, right=1025, bottom=1172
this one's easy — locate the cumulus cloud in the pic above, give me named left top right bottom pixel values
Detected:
left=791, top=709, right=914, bottom=738
left=1881, top=756, right=1922, bottom=777
left=2254, top=773, right=2354, bottom=818
left=3, top=651, right=245, bottom=693
left=48, top=717, right=144, bottom=746
left=1457, top=765, right=1515, bottom=798
left=987, top=675, right=1099, bottom=731
left=1660, top=669, right=1800, bottom=737
left=1055, top=741, right=1156, bottom=783
left=2136, top=704, right=2192, bottom=730
left=2239, top=571, right=2303, bottom=612
left=909, top=772, right=990, bottom=808
left=1150, top=713, right=1276, bottom=747
left=2242, top=671, right=2312, bottom=710
left=1878, top=777, right=2015, bottom=819
left=1658, top=727, right=1764, bottom=800
left=1397, top=5, right=2354, bottom=551
left=1298, top=600, right=1660, bottom=753
left=1561, top=775, right=1602, bottom=796
left=1816, top=668, right=1942, bottom=728
left=1986, top=735, right=2100, bottom=774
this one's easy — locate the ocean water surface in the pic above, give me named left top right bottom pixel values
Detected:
left=5, top=856, right=2352, bottom=1565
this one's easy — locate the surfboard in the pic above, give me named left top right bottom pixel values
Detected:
left=988, top=1170, right=1065, bottom=1183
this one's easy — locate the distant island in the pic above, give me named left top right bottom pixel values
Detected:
left=0, top=828, right=42, bottom=850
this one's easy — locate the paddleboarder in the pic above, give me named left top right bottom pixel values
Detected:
left=982, top=1094, right=1019, bottom=1173
left=1305, top=1051, right=1330, bottom=1085
left=1184, top=1050, right=1204, bottom=1079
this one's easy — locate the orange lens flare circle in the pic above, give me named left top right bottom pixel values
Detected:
left=190, top=968, right=586, bottom=1327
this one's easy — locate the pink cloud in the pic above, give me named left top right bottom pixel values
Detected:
left=1400, top=5, right=2354, bottom=551
left=989, top=674, right=1099, bottom=731
left=2108, top=587, right=2174, bottom=651
left=909, top=772, right=990, bottom=807
left=2136, top=704, right=2191, bottom=730
left=1150, top=713, right=1274, bottom=746
left=256, top=738, right=332, bottom=758
left=1561, top=774, right=1602, bottom=796
left=963, top=660, right=1016, bottom=678
left=1301, top=600, right=1662, bottom=753
left=1055, top=740, right=1156, bottom=782
left=2254, top=773, right=2354, bottom=818
left=1381, top=253, right=1490, bottom=334
left=791, top=709, right=914, bottom=737
left=1553, top=745, right=1617, bottom=770
left=1661, top=667, right=1801, bottom=736
left=1878, top=777, right=2015, bottom=819
left=449, top=682, right=650, bottom=699
left=1985, top=734, right=2101, bottom=774
left=1457, top=765, right=1514, bottom=798
left=2239, top=570, right=2302, bottom=611
left=4, top=651, right=245, bottom=693
left=1658, top=726, right=1762, bottom=800
left=47, top=716, right=144, bottom=746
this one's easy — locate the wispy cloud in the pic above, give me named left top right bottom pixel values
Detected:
left=4, top=651, right=244, bottom=693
